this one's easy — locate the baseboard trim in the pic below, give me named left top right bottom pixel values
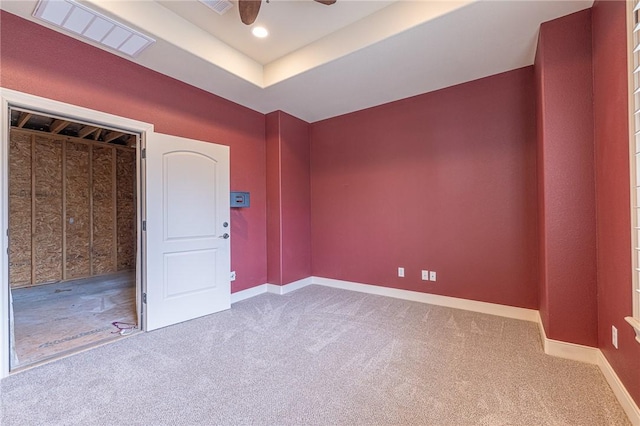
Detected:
left=311, top=276, right=539, bottom=322
left=231, top=277, right=313, bottom=304
left=598, top=351, right=640, bottom=425
left=231, top=284, right=268, bottom=304
left=536, top=313, right=599, bottom=365
left=266, top=277, right=313, bottom=295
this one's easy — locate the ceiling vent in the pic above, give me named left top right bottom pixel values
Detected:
left=200, top=0, right=234, bottom=15
left=33, top=0, right=155, bottom=58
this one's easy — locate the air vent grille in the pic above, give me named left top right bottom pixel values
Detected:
left=200, top=0, right=234, bottom=15
left=33, top=0, right=155, bottom=58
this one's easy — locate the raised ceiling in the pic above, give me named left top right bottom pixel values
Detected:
left=1, top=0, right=594, bottom=122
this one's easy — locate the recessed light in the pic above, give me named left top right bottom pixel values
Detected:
left=252, top=26, right=268, bottom=38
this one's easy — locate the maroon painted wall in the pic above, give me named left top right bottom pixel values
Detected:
left=265, top=111, right=311, bottom=285
left=310, top=68, right=538, bottom=309
left=0, top=11, right=268, bottom=293
left=266, top=113, right=283, bottom=285
left=592, top=0, right=640, bottom=406
left=534, top=43, right=550, bottom=334
left=534, top=10, right=598, bottom=347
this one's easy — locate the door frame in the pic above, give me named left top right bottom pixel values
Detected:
left=0, top=88, right=153, bottom=378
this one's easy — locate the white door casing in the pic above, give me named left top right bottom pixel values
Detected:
left=0, top=88, right=151, bottom=378
left=145, top=133, right=230, bottom=331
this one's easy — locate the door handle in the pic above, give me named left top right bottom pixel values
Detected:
left=220, top=233, right=230, bottom=239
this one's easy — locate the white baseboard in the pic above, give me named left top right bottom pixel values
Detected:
left=231, top=284, right=268, bottom=304
left=267, top=277, right=313, bottom=295
left=536, top=313, right=600, bottom=364
left=598, top=351, right=640, bottom=425
left=311, top=276, right=539, bottom=322
left=231, top=277, right=314, bottom=304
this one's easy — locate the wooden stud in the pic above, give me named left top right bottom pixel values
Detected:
left=30, top=135, right=36, bottom=286
left=93, top=129, right=102, bottom=141
left=112, top=147, right=118, bottom=272
left=127, top=135, right=136, bottom=148
left=89, top=144, right=94, bottom=276
left=50, top=120, right=70, bottom=134
left=61, top=141, right=67, bottom=281
left=17, top=112, right=32, bottom=128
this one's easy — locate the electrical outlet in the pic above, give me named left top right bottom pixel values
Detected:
left=421, top=270, right=429, bottom=281
left=398, top=267, right=405, bottom=278
left=230, top=271, right=236, bottom=281
left=612, top=325, right=618, bottom=349
left=429, top=271, right=437, bottom=281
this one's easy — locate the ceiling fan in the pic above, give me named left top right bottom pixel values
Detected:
left=238, top=0, right=336, bottom=25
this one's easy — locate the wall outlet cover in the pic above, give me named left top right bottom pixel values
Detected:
left=421, top=270, right=429, bottom=280
left=398, top=267, right=405, bottom=278
left=429, top=271, right=437, bottom=281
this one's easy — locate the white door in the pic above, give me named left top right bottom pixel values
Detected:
left=145, top=133, right=230, bottom=331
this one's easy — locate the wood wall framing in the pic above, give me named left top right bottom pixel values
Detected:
left=8, top=128, right=136, bottom=288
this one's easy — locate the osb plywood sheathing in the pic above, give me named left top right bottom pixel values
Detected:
left=33, top=136, right=63, bottom=284
left=9, top=128, right=136, bottom=287
left=8, top=131, right=32, bottom=288
left=64, top=141, right=91, bottom=279
left=92, top=145, right=116, bottom=275
left=117, top=149, right=136, bottom=271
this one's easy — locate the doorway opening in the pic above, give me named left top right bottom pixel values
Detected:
left=7, top=108, right=140, bottom=370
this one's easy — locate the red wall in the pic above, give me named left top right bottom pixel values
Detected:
left=534, top=10, right=598, bottom=346
left=592, top=0, right=640, bottom=405
left=0, top=11, right=268, bottom=293
left=310, top=68, right=539, bottom=309
left=265, top=111, right=311, bottom=285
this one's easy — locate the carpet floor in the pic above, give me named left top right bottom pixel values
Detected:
left=0, top=285, right=631, bottom=425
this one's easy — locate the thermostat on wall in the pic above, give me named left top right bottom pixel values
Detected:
left=230, top=191, right=250, bottom=208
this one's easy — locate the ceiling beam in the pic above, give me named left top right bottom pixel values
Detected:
left=78, top=125, right=99, bottom=138
left=103, top=131, right=124, bottom=143
left=93, top=129, right=102, bottom=141
left=50, top=119, right=70, bottom=134
left=17, top=112, right=32, bottom=128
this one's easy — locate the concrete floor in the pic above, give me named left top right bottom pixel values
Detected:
left=11, top=271, right=137, bottom=368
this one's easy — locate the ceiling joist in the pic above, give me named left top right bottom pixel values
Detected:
left=103, top=131, right=125, bottom=143
left=50, top=119, right=70, bottom=134
left=17, top=112, right=32, bottom=128
left=77, top=125, right=99, bottom=138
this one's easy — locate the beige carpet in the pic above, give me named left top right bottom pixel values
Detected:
left=0, top=285, right=630, bottom=425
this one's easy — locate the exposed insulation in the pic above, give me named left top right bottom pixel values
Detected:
left=34, top=136, right=63, bottom=284
left=92, top=146, right=116, bottom=275
left=65, top=142, right=91, bottom=279
left=9, top=131, right=32, bottom=288
left=116, top=149, right=136, bottom=271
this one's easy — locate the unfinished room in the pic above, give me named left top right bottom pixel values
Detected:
left=0, top=0, right=639, bottom=425
left=8, top=110, right=138, bottom=368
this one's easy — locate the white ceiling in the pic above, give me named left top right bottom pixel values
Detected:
left=1, top=0, right=594, bottom=123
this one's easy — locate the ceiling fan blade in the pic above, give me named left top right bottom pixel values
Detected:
left=314, top=0, right=337, bottom=4
left=239, top=0, right=261, bottom=25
